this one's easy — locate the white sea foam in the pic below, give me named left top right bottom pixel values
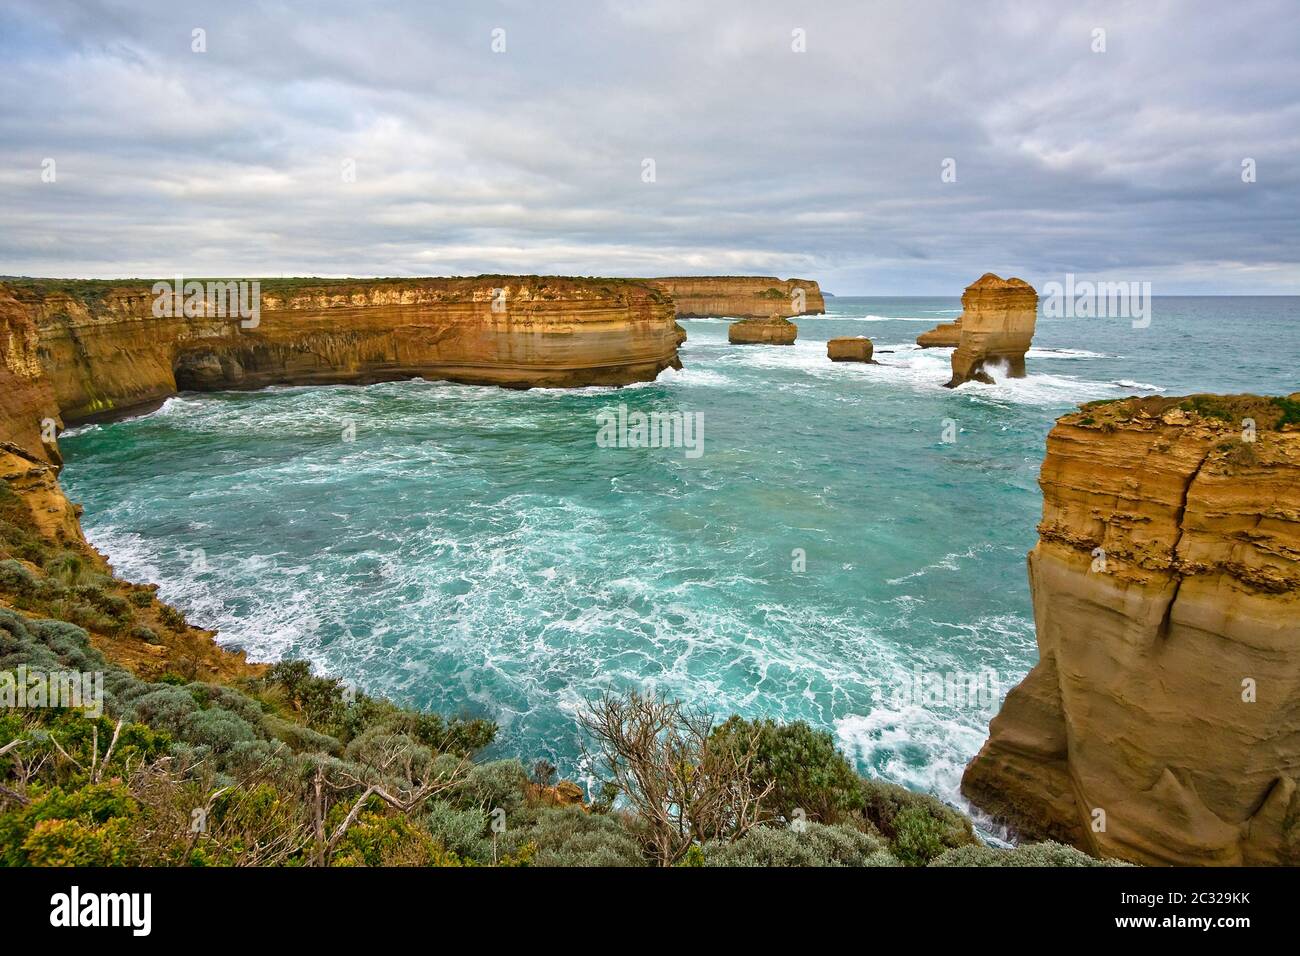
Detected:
left=1025, top=347, right=1109, bottom=359
left=1111, top=379, right=1162, bottom=391
left=58, top=423, right=101, bottom=439
left=835, top=704, right=992, bottom=809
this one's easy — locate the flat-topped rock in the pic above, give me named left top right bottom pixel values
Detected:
left=827, top=337, right=875, bottom=362
left=916, top=318, right=962, bottom=348
left=728, top=315, right=797, bottom=345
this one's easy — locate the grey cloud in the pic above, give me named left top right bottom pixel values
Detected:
left=0, top=0, right=1297, bottom=293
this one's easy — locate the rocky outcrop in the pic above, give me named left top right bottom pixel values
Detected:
left=916, top=319, right=962, bottom=348
left=963, top=394, right=1300, bottom=865
left=647, top=277, right=825, bottom=320
left=827, top=337, right=876, bottom=363
left=7, top=277, right=681, bottom=425
left=938, top=274, right=1037, bottom=387
left=728, top=315, right=798, bottom=345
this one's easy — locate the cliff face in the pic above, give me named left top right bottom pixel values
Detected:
left=963, top=394, right=1300, bottom=865
left=10, top=277, right=681, bottom=425
left=0, top=287, right=61, bottom=465
left=647, top=277, right=825, bottom=319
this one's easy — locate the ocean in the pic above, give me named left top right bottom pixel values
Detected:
left=58, top=296, right=1300, bottom=812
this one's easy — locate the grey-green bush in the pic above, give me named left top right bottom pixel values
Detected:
left=703, top=822, right=898, bottom=867
left=929, top=841, right=1130, bottom=867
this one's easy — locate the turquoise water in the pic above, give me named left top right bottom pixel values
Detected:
left=59, top=296, right=1299, bottom=809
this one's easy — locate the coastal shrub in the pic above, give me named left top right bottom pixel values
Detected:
left=73, top=585, right=130, bottom=622
left=1272, top=396, right=1300, bottom=427
left=453, top=759, right=530, bottom=815
left=891, top=805, right=949, bottom=866
left=702, top=822, right=898, bottom=867
left=579, top=691, right=775, bottom=865
left=343, top=726, right=438, bottom=781
left=127, top=685, right=202, bottom=736
left=497, top=804, right=644, bottom=867
left=43, top=553, right=92, bottom=587
left=858, top=777, right=977, bottom=860
left=0, top=558, right=39, bottom=596
left=330, top=808, right=450, bottom=867
left=708, top=716, right=864, bottom=825
left=180, top=708, right=258, bottom=753
left=130, top=624, right=160, bottom=643
left=158, top=605, right=188, bottom=632
left=263, top=714, right=342, bottom=755
left=0, top=783, right=139, bottom=867
left=929, top=841, right=1129, bottom=867
left=425, top=800, right=490, bottom=861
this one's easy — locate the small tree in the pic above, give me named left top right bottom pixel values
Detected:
left=578, top=691, right=772, bottom=866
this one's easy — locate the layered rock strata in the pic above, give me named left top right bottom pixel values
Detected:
left=914, top=274, right=1037, bottom=386
left=827, top=337, right=876, bottom=363
left=943, top=274, right=1037, bottom=387
left=647, top=276, right=825, bottom=320
left=8, top=277, right=681, bottom=425
left=728, top=315, right=798, bottom=345
left=962, top=394, right=1300, bottom=865
left=916, top=319, right=962, bottom=348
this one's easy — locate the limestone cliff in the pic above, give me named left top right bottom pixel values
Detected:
left=0, top=287, right=61, bottom=465
left=647, top=277, right=825, bottom=320
left=963, top=394, right=1300, bottom=865
left=918, top=274, right=1037, bottom=387
left=9, top=277, right=681, bottom=424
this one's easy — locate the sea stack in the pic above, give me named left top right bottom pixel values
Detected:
left=728, top=314, right=798, bottom=345
left=827, top=337, right=875, bottom=363
left=962, top=394, right=1300, bottom=865
left=942, top=274, right=1037, bottom=387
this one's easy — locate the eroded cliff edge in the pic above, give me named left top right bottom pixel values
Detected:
left=8, top=276, right=681, bottom=425
left=963, top=394, right=1300, bottom=865
left=646, top=276, right=825, bottom=320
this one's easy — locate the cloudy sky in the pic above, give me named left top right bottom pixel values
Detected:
left=2, top=0, right=1297, bottom=294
